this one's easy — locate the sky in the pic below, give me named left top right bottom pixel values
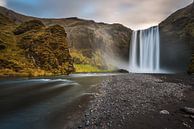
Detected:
left=0, top=0, right=193, bottom=30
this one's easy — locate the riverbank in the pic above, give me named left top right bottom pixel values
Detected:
left=74, top=74, right=194, bottom=129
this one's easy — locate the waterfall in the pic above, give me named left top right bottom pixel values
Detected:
left=129, top=26, right=160, bottom=73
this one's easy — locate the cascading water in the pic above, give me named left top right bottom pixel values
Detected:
left=129, top=26, right=160, bottom=73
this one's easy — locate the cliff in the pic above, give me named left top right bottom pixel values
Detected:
left=0, top=13, right=74, bottom=76
left=159, top=2, right=194, bottom=73
left=0, top=6, right=132, bottom=72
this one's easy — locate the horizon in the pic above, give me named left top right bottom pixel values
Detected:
left=0, top=0, right=193, bottom=30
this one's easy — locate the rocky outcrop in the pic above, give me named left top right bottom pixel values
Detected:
left=159, top=2, right=194, bottom=72
left=15, top=21, right=74, bottom=75
left=0, top=14, right=74, bottom=76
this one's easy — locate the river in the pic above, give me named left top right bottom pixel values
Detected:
left=0, top=73, right=119, bottom=129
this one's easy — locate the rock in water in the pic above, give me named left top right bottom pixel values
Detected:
left=160, top=110, right=170, bottom=115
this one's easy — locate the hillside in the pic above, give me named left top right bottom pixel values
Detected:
left=0, top=6, right=132, bottom=72
left=0, top=13, right=74, bottom=77
left=159, top=2, right=194, bottom=72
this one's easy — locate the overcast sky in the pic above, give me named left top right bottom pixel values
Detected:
left=0, top=0, right=193, bottom=30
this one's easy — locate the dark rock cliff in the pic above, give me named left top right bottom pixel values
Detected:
left=159, top=2, right=194, bottom=72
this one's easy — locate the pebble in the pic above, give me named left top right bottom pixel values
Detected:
left=85, top=113, right=89, bottom=117
left=160, top=110, right=170, bottom=115
left=78, top=125, right=82, bottom=128
left=85, top=120, right=90, bottom=126
left=181, top=107, right=194, bottom=114
left=78, top=74, right=190, bottom=128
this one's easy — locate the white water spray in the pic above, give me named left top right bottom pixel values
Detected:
left=129, top=26, right=160, bottom=73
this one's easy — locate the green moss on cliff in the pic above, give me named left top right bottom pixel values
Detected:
left=13, top=20, right=45, bottom=35
left=0, top=14, right=74, bottom=76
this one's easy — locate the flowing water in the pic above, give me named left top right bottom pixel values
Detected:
left=0, top=73, right=119, bottom=129
left=129, top=26, right=160, bottom=73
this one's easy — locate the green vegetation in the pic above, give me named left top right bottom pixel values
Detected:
left=0, top=6, right=133, bottom=75
left=0, top=13, right=74, bottom=77
left=74, top=64, right=112, bottom=73
left=13, top=20, right=45, bottom=35
left=70, top=49, right=112, bottom=72
left=0, top=12, right=111, bottom=76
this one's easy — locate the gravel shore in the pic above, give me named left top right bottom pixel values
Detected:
left=74, top=74, right=194, bottom=129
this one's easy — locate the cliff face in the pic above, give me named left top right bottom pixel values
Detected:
left=159, top=2, right=194, bottom=72
left=42, top=19, right=131, bottom=70
left=0, top=14, right=74, bottom=76
left=0, top=6, right=132, bottom=71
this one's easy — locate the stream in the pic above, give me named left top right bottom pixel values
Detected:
left=0, top=73, right=120, bottom=129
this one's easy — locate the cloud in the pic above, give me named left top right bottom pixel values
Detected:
left=5, top=0, right=193, bottom=30
left=0, top=0, right=6, bottom=7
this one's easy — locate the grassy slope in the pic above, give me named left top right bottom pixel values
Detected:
left=0, top=24, right=53, bottom=77
left=70, top=49, right=113, bottom=72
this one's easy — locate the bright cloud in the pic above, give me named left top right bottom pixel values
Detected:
left=0, top=0, right=6, bottom=7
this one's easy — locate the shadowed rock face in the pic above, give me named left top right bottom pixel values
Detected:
left=159, top=2, right=194, bottom=72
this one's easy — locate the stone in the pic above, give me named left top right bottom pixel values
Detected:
left=78, top=125, right=82, bottom=128
left=191, top=115, right=194, bottom=119
left=160, top=110, right=170, bottom=115
left=181, top=107, right=194, bottom=114
left=85, top=120, right=90, bottom=126
left=85, top=113, right=89, bottom=117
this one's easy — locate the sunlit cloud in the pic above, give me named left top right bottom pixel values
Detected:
left=0, top=0, right=6, bottom=7
left=3, top=0, right=193, bottom=30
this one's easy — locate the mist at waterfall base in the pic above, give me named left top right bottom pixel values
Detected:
left=128, top=26, right=169, bottom=73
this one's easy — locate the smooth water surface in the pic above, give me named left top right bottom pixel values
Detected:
left=0, top=73, right=119, bottom=129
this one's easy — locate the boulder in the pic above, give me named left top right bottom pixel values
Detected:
left=15, top=20, right=75, bottom=75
